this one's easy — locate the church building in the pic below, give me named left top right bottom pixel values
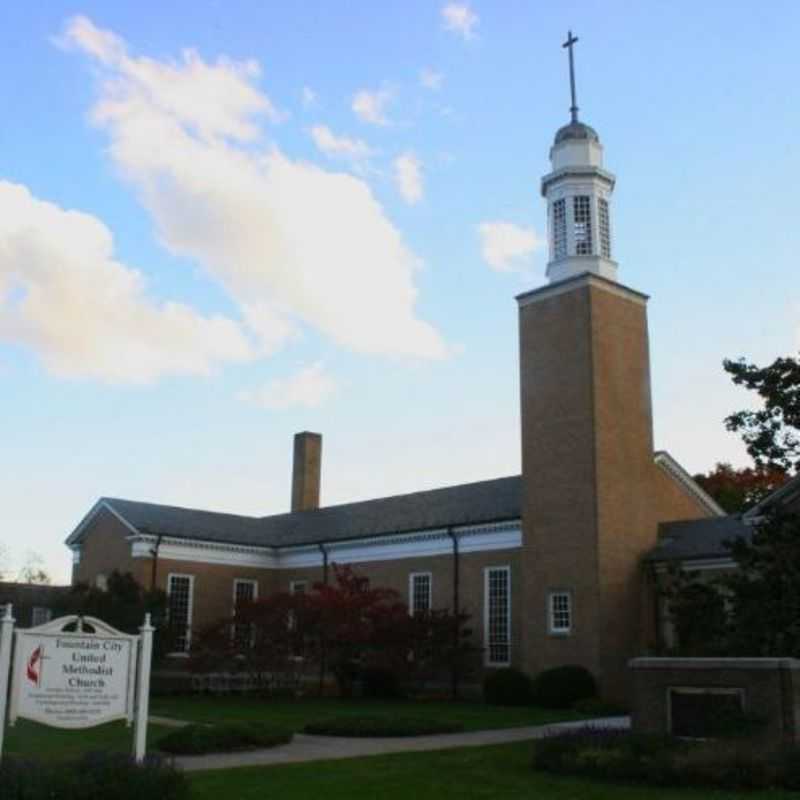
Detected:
left=64, top=35, right=727, bottom=701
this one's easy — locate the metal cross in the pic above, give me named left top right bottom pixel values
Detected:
left=562, top=30, right=579, bottom=122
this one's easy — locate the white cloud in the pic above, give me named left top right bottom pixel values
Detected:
left=62, top=15, right=284, bottom=139
left=301, top=86, right=316, bottom=108
left=419, top=68, right=443, bottom=91
left=478, top=221, right=544, bottom=272
left=394, top=152, right=424, bottom=205
left=352, top=87, right=392, bottom=125
left=239, top=362, right=337, bottom=410
left=311, top=125, right=373, bottom=161
left=64, top=17, right=446, bottom=360
left=0, top=180, right=253, bottom=383
left=441, top=4, right=479, bottom=41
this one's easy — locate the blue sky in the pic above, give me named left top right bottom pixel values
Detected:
left=2, top=2, right=798, bottom=583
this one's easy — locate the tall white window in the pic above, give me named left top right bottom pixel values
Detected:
left=409, top=572, right=432, bottom=615
left=598, top=198, right=611, bottom=258
left=233, top=579, right=258, bottom=648
left=167, top=573, right=194, bottom=653
left=573, top=196, right=593, bottom=255
left=484, top=566, right=511, bottom=666
left=548, top=590, right=572, bottom=635
left=552, top=198, right=567, bottom=260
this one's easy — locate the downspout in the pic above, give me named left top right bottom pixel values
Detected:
left=318, top=543, right=329, bottom=693
left=150, top=534, right=163, bottom=591
left=447, top=528, right=461, bottom=699
left=318, top=543, right=329, bottom=585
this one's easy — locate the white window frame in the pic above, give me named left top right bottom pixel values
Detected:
left=552, top=197, right=567, bottom=260
left=31, top=606, right=52, bottom=627
left=484, top=565, right=511, bottom=667
left=232, top=578, right=258, bottom=648
left=167, top=572, right=195, bottom=655
left=408, top=572, right=433, bottom=616
left=233, top=578, right=259, bottom=607
left=289, top=580, right=308, bottom=595
left=548, top=589, right=573, bottom=636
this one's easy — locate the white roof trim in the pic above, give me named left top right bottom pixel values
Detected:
left=654, top=451, right=724, bottom=516
left=64, top=499, right=141, bottom=546
left=126, top=519, right=522, bottom=570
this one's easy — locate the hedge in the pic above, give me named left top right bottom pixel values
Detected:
left=0, top=752, right=188, bottom=800
left=530, top=664, right=597, bottom=709
left=158, top=721, right=292, bottom=755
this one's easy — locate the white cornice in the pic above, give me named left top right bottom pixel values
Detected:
left=128, top=520, right=522, bottom=570
left=516, top=272, right=648, bottom=308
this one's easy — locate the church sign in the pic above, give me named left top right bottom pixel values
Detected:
left=0, top=605, right=154, bottom=763
left=10, top=623, right=136, bottom=728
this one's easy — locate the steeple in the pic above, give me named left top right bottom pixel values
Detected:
left=541, top=32, right=617, bottom=284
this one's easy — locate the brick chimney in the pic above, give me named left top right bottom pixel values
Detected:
left=291, top=431, right=322, bottom=512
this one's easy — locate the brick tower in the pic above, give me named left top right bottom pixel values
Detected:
left=518, top=33, right=661, bottom=700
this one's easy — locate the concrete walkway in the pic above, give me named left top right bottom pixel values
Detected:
left=173, top=716, right=630, bottom=772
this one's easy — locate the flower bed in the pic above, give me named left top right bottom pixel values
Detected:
left=532, top=727, right=800, bottom=791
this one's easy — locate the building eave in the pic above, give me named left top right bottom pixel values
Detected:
left=64, top=498, right=142, bottom=547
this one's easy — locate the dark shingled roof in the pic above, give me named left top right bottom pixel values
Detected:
left=101, top=475, right=522, bottom=550
left=647, top=516, right=752, bottom=562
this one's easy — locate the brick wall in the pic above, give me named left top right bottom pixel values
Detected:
left=630, top=657, right=800, bottom=752
left=72, top=508, right=147, bottom=587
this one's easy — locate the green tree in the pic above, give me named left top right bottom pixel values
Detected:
left=724, top=353, right=800, bottom=473
left=63, top=570, right=169, bottom=658
left=721, top=512, right=800, bottom=656
left=664, top=512, right=800, bottom=657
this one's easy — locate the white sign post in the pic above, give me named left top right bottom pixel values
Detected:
left=0, top=608, right=154, bottom=763
left=0, top=604, right=16, bottom=762
left=133, top=613, right=154, bottom=762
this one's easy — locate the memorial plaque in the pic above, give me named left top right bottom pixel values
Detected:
left=10, top=627, right=136, bottom=729
left=669, top=687, right=745, bottom=739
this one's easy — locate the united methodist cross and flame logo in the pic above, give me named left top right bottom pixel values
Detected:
left=26, top=644, right=44, bottom=687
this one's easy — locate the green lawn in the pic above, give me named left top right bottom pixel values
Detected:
left=4, top=719, right=172, bottom=761
left=188, top=740, right=795, bottom=800
left=150, top=696, right=586, bottom=732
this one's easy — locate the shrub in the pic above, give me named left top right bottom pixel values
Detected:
left=571, top=696, right=628, bottom=717
left=532, top=728, right=669, bottom=781
left=483, top=667, right=533, bottom=706
left=675, top=742, right=772, bottom=790
left=361, top=666, right=405, bottom=699
left=158, top=722, right=292, bottom=755
left=304, top=715, right=464, bottom=737
left=530, top=664, right=597, bottom=709
left=533, top=729, right=791, bottom=790
left=0, top=752, right=188, bottom=800
left=778, top=747, right=800, bottom=790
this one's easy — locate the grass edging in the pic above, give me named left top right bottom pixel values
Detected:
left=303, top=716, right=465, bottom=738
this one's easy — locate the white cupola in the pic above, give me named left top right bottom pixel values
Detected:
left=541, top=32, right=617, bottom=284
